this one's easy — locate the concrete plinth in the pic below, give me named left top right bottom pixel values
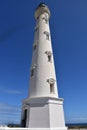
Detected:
left=21, top=97, right=67, bottom=129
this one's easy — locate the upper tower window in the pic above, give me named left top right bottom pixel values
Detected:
left=47, top=78, right=55, bottom=93
left=34, top=44, right=36, bottom=50
left=43, top=17, right=48, bottom=23
left=44, top=31, right=50, bottom=40
left=42, top=14, right=48, bottom=23
left=48, top=55, right=51, bottom=62
left=33, top=43, right=37, bottom=50
left=31, top=68, right=34, bottom=77
left=33, top=41, right=38, bottom=51
left=45, top=51, right=52, bottom=62
left=30, top=64, right=36, bottom=77
left=50, top=83, right=54, bottom=93
left=35, top=26, right=38, bottom=32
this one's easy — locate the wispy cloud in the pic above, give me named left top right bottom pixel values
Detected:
left=66, top=116, right=87, bottom=123
left=72, top=117, right=87, bottom=122
left=0, top=103, right=21, bottom=111
left=0, top=88, right=22, bottom=94
left=0, top=103, right=21, bottom=124
left=5, top=89, right=22, bottom=94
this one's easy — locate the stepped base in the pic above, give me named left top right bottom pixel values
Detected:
left=21, top=97, right=66, bottom=128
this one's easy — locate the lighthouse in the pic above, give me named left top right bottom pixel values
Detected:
left=21, top=3, right=67, bottom=130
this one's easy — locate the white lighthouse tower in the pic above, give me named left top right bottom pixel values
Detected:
left=21, top=3, right=67, bottom=130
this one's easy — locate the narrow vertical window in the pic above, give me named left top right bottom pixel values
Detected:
left=33, top=44, right=36, bottom=50
left=42, top=17, right=48, bottom=23
left=46, top=33, right=49, bottom=40
left=33, top=43, right=37, bottom=51
left=42, top=14, right=48, bottom=23
left=35, top=26, right=38, bottom=32
left=50, top=83, right=54, bottom=93
left=30, top=64, right=36, bottom=77
left=31, top=68, right=34, bottom=77
left=47, top=78, right=55, bottom=93
left=44, top=31, right=50, bottom=40
left=45, top=51, right=52, bottom=62
left=48, top=55, right=51, bottom=62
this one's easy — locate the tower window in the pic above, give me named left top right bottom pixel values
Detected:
left=47, top=78, right=55, bottom=93
left=35, top=26, right=38, bottom=32
left=31, top=68, right=34, bottom=77
left=50, top=83, right=54, bottom=93
left=42, top=14, right=48, bottom=23
left=33, top=43, right=37, bottom=51
left=33, top=44, right=36, bottom=50
left=44, top=31, right=50, bottom=40
left=45, top=51, right=52, bottom=62
left=42, top=16, right=48, bottom=23
left=30, top=64, right=36, bottom=77
left=48, top=55, right=51, bottom=62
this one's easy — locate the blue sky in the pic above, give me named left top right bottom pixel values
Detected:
left=0, top=0, right=87, bottom=125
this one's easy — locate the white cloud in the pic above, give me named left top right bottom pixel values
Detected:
left=66, top=116, right=87, bottom=123
left=5, top=89, right=22, bottom=94
left=0, top=103, right=21, bottom=125
left=0, top=103, right=21, bottom=111
left=0, top=88, right=22, bottom=94
left=72, top=117, right=87, bottom=122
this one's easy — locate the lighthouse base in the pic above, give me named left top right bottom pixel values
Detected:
left=21, top=97, right=67, bottom=129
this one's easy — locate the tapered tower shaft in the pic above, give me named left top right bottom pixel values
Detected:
left=29, top=3, right=58, bottom=99
left=21, top=4, right=67, bottom=129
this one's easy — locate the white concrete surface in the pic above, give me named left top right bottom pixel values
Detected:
left=21, top=3, right=66, bottom=129
left=28, top=4, right=58, bottom=98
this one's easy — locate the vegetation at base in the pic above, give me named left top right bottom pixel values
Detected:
left=7, top=123, right=21, bottom=127
left=66, top=123, right=87, bottom=128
